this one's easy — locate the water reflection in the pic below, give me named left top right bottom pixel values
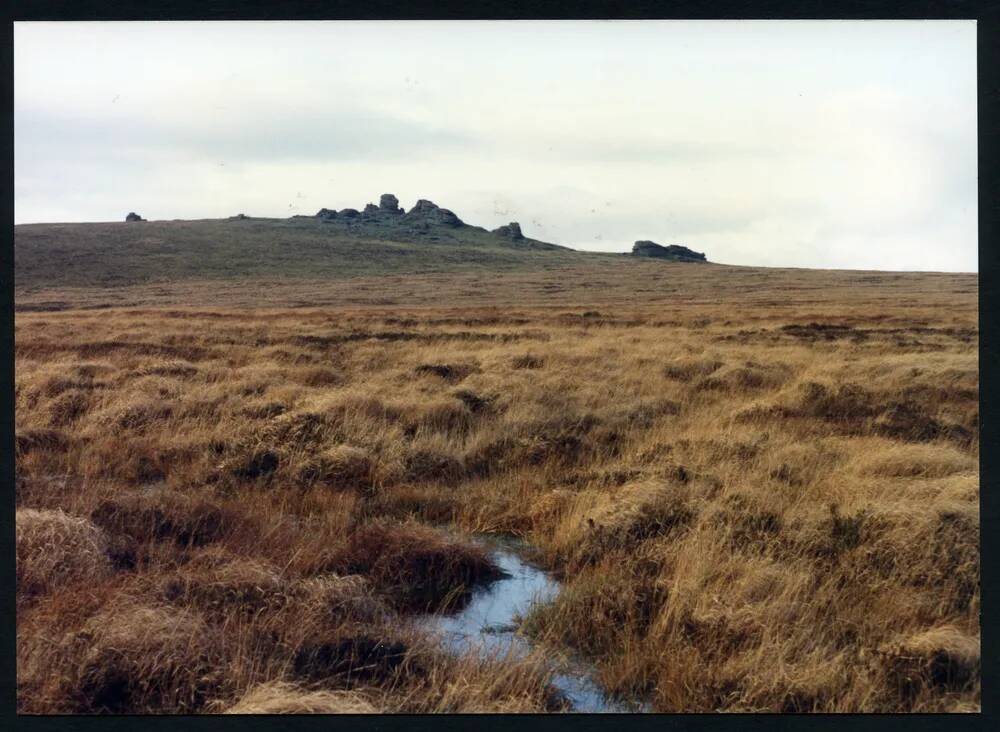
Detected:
left=419, top=534, right=647, bottom=713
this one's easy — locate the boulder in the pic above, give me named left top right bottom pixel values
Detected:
left=409, top=199, right=439, bottom=215
left=406, top=199, right=462, bottom=227
left=125, top=212, right=145, bottom=222
left=338, top=208, right=360, bottom=218
left=631, top=240, right=706, bottom=262
left=492, top=222, right=524, bottom=240
left=316, top=208, right=337, bottom=220
left=362, top=203, right=379, bottom=215
left=379, top=193, right=403, bottom=215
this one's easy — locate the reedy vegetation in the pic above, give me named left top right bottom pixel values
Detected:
left=15, top=280, right=979, bottom=713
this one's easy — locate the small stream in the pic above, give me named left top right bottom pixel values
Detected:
left=417, top=534, right=648, bottom=713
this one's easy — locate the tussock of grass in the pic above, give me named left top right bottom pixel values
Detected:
left=336, top=522, right=505, bottom=611
left=16, top=427, right=69, bottom=455
left=71, top=601, right=223, bottom=713
left=876, top=626, right=980, bottom=704
left=222, top=682, right=379, bottom=713
left=414, top=362, right=479, bottom=383
left=663, top=358, right=723, bottom=382
left=90, top=489, right=239, bottom=548
left=854, top=443, right=976, bottom=478
left=17, top=591, right=226, bottom=714
left=296, top=445, right=374, bottom=490
left=16, top=508, right=113, bottom=601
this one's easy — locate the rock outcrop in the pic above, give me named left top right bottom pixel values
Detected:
left=406, top=199, right=463, bottom=227
left=314, top=195, right=462, bottom=227
left=492, top=222, right=524, bottom=240
left=379, top=194, right=403, bottom=215
left=317, top=194, right=406, bottom=221
left=125, top=212, right=145, bottom=222
left=631, top=240, right=706, bottom=262
left=306, top=194, right=567, bottom=251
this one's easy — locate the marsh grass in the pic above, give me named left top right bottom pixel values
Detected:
left=15, top=274, right=979, bottom=713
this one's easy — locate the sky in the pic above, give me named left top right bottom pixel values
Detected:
left=15, top=20, right=977, bottom=271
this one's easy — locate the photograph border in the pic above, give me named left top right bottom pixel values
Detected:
left=2, top=2, right=995, bottom=731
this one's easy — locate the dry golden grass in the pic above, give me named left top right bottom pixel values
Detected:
left=16, top=508, right=113, bottom=604
left=15, top=265, right=978, bottom=713
left=223, top=682, right=380, bottom=714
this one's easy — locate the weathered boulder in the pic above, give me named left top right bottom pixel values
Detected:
left=406, top=199, right=462, bottom=227
left=125, top=212, right=145, bottom=222
left=231, top=213, right=249, bottom=220
left=379, top=193, right=403, bottom=214
left=338, top=208, right=360, bottom=218
left=362, top=203, right=379, bottom=216
left=492, top=222, right=524, bottom=240
left=316, top=208, right=337, bottom=220
left=632, top=240, right=706, bottom=262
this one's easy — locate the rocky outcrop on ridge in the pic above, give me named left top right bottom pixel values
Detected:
left=316, top=193, right=465, bottom=231
left=302, top=193, right=566, bottom=251
left=492, top=222, right=524, bottom=240
left=379, top=194, right=403, bottom=214
left=406, top=199, right=463, bottom=227
left=314, top=195, right=462, bottom=227
left=631, top=240, right=707, bottom=262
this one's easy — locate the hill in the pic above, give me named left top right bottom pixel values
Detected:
left=15, top=193, right=978, bottom=315
left=14, top=194, right=592, bottom=294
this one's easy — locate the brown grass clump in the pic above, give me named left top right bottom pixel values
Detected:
left=511, top=353, right=545, bottom=369
left=297, top=445, right=374, bottom=489
left=160, top=547, right=388, bottom=626
left=663, top=357, right=723, bottom=382
left=337, top=522, right=505, bottom=611
left=16, top=508, right=112, bottom=601
left=695, top=361, right=791, bottom=393
left=17, top=594, right=227, bottom=714
left=554, top=481, right=696, bottom=569
left=15, top=427, right=69, bottom=456
left=855, top=443, right=975, bottom=478
left=159, top=552, right=288, bottom=617
left=218, top=444, right=282, bottom=481
left=402, top=447, right=465, bottom=484
left=294, top=574, right=391, bottom=625
left=69, top=601, right=224, bottom=713
left=97, top=397, right=174, bottom=433
left=223, top=681, right=379, bottom=713
left=400, top=652, right=567, bottom=713
left=414, top=362, right=478, bottom=383
left=876, top=626, right=980, bottom=705
left=90, top=489, right=239, bottom=549
left=46, top=389, right=91, bottom=425
left=291, top=634, right=411, bottom=684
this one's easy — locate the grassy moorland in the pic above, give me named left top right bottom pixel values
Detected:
left=14, top=220, right=979, bottom=713
left=13, top=213, right=574, bottom=297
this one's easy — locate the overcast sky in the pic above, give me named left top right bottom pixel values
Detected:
left=15, top=20, right=977, bottom=271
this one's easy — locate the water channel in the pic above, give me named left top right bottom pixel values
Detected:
left=418, top=533, right=649, bottom=713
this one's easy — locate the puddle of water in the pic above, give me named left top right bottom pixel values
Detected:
left=418, top=533, right=648, bottom=713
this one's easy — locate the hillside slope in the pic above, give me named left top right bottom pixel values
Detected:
left=13, top=195, right=976, bottom=313
left=14, top=213, right=587, bottom=292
